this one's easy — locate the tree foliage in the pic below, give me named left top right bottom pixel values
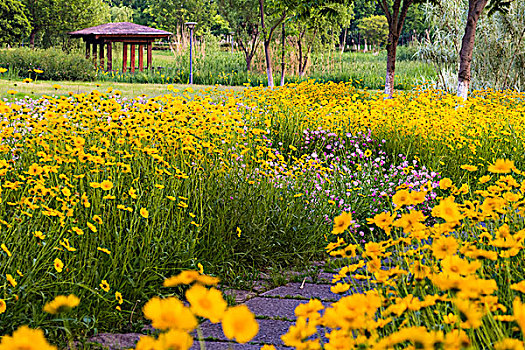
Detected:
left=357, top=15, right=388, bottom=46
left=0, top=0, right=32, bottom=46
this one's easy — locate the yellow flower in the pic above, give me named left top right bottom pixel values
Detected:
left=157, top=329, right=193, bottom=350
left=143, top=296, right=197, bottom=331
left=135, top=335, right=157, bottom=350
left=332, top=212, right=352, bottom=234
left=237, top=227, right=242, bottom=237
left=87, top=222, right=97, bottom=232
left=330, top=283, right=350, bottom=294
left=222, top=305, right=259, bottom=343
left=52, top=84, right=61, bottom=90
left=100, top=180, right=113, bottom=191
left=392, top=189, right=411, bottom=207
left=1, top=243, right=12, bottom=257
left=164, top=270, right=200, bottom=287
left=479, top=175, right=492, bottom=184
left=431, top=196, right=463, bottom=224
left=140, top=208, right=149, bottom=218
left=0, top=326, right=57, bottom=350
left=514, top=297, right=525, bottom=335
left=129, top=187, right=138, bottom=199
left=488, top=159, right=515, bottom=174
left=115, top=291, right=123, bottom=305
left=93, top=215, right=103, bottom=225
left=43, top=295, right=80, bottom=314
left=99, top=280, right=110, bottom=292
left=460, top=164, right=478, bottom=172
left=431, top=235, right=458, bottom=259
left=0, top=299, right=6, bottom=314
left=6, top=274, right=17, bottom=288
left=97, top=247, right=111, bottom=255
left=33, top=69, right=44, bottom=74
left=54, top=258, right=64, bottom=273
left=439, top=178, right=453, bottom=190
left=72, top=227, right=84, bottom=235
left=186, top=284, right=227, bottom=323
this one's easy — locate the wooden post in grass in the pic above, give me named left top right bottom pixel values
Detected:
left=147, top=42, right=153, bottom=70
left=130, top=44, right=136, bottom=73
left=99, top=43, right=104, bottom=69
left=123, top=43, right=128, bottom=73
left=85, top=42, right=90, bottom=59
left=92, top=44, right=97, bottom=67
left=107, top=42, right=112, bottom=71
left=138, top=44, right=144, bottom=71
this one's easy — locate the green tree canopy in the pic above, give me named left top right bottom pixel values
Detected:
left=0, top=0, right=32, bottom=46
left=357, top=14, right=388, bottom=46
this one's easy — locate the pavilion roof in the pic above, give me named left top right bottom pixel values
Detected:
left=69, top=22, right=172, bottom=38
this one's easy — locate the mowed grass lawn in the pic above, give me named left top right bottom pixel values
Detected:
left=0, top=79, right=245, bottom=100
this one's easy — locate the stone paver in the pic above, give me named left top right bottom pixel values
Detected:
left=88, top=333, right=142, bottom=349
left=190, top=341, right=291, bottom=350
left=199, top=319, right=293, bottom=346
left=261, top=283, right=340, bottom=301
left=245, top=297, right=312, bottom=319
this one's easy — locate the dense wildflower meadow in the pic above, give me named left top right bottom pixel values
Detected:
left=1, top=81, right=525, bottom=349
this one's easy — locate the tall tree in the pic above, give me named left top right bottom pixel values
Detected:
left=218, top=0, right=260, bottom=71
left=375, top=0, right=437, bottom=98
left=0, top=0, right=32, bottom=46
left=258, top=0, right=287, bottom=87
left=457, top=0, right=513, bottom=99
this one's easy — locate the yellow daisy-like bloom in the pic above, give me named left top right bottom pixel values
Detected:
left=6, top=274, right=17, bottom=288
left=431, top=196, right=463, bottom=224
left=222, top=305, right=259, bottom=343
left=43, top=295, right=80, bottom=314
left=100, top=180, right=114, bottom=191
left=431, top=235, right=459, bottom=259
left=460, top=164, right=478, bottom=172
left=0, top=299, right=6, bottom=314
left=140, top=208, right=149, bottom=219
left=332, top=212, right=352, bottom=235
left=157, top=329, right=193, bottom=350
left=54, top=258, right=64, bottom=273
left=186, top=284, right=227, bottom=323
left=1, top=243, right=12, bottom=257
left=330, top=283, right=350, bottom=294
left=164, top=270, right=201, bottom=287
left=0, top=326, right=57, bottom=350
left=115, top=291, right=124, bottom=305
left=392, top=189, right=411, bottom=207
left=134, top=335, right=157, bottom=350
left=143, top=296, right=197, bottom=331
left=439, top=178, right=453, bottom=190
left=87, top=222, right=97, bottom=233
left=494, top=338, right=525, bottom=350
left=99, top=280, right=110, bottom=292
left=488, top=159, right=515, bottom=174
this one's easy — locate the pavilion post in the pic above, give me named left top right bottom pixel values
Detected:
left=147, top=42, right=153, bottom=70
left=92, top=43, right=98, bottom=67
left=130, top=44, right=136, bottom=73
left=99, top=43, right=104, bottom=69
left=107, top=42, right=112, bottom=71
left=123, top=43, right=128, bottom=72
left=138, top=44, right=144, bottom=71
left=85, top=41, right=90, bottom=59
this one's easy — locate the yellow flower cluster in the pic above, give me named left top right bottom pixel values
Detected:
left=136, top=270, right=258, bottom=350
left=287, top=159, right=525, bottom=349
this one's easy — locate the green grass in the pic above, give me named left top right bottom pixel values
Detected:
left=0, top=79, right=244, bottom=100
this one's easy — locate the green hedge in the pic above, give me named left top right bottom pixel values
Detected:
left=0, top=47, right=95, bottom=81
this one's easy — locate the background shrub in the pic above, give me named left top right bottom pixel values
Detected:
left=0, top=47, right=95, bottom=81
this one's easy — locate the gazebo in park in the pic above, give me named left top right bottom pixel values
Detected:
left=69, top=22, right=172, bottom=72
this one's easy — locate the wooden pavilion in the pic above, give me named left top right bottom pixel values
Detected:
left=69, top=22, right=172, bottom=72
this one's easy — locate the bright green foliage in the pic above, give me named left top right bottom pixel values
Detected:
left=0, top=0, right=32, bottom=46
left=357, top=15, right=388, bottom=46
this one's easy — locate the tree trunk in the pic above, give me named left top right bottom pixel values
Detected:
left=280, top=22, right=285, bottom=86
left=246, top=55, right=253, bottom=71
left=385, top=32, right=399, bottom=98
left=263, top=40, right=274, bottom=87
left=340, top=27, right=347, bottom=54
left=30, top=29, right=37, bottom=49
left=457, top=0, right=489, bottom=100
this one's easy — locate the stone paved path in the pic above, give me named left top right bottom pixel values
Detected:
left=87, top=264, right=353, bottom=350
